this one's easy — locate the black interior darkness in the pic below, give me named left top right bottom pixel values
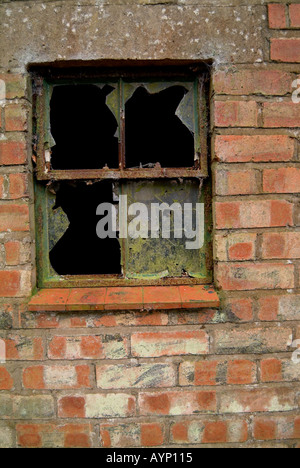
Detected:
left=125, top=85, right=195, bottom=168
left=49, top=181, right=121, bottom=275
left=50, top=85, right=119, bottom=170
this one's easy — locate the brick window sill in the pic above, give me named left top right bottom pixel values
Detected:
left=28, top=285, right=220, bottom=312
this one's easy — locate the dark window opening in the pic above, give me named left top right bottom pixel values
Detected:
left=49, top=181, right=121, bottom=275
left=125, top=85, right=195, bottom=168
left=50, top=85, right=119, bottom=170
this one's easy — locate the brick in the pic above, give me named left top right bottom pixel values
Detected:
left=179, top=360, right=219, bottom=386
left=58, top=394, right=136, bottom=419
left=100, top=423, right=165, bottom=448
left=5, top=104, right=27, bottom=132
left=271, top=38, right=300, bottom=63
left=0, top=204, right=29, bottom=231
left=214, top=101, right=258, bottom=127
left=96, top=363, right=176, bottom=389
left=213, top=69, right=292, bottom=96
left=262, top=232, right=300, bottom=259
left=258, top=296, right=279, bottom=321
left=139, top=391, right=216, bottom=415
left=141, top=423, right=164, bottom=447
left=0, top=395, right=13, bottom=418
left=225, top=298, right=254, bottom=322
left=254, top=419, right=277, bottom=440
left=48, top=334, right=128, bottom=360
left=17, top=423, right=91, bottom=448
left=215, top=200, right=293, bottom=229
left=290, top=4, right=300, bottom=28
left=220, top=387, right=297, bottom=413
left=216, top=168, right=258, bottom=196
left=5, top=335, right=44, bottom=360
left=254, top=415, right=300, bottom=441
left=131, top=330, right=209, bottom=357
left=227, top=233, right=256, bottom=261
left=23, top=365, right=91, bottom=389
left=215, top=326, right=292, bottom=354
left=227, top=360, right=256, bottom=385
left=58, top=396, right=85, bottom=418
left=85, top=394, right=136, bottom=419
left=0, top=74, right=27, bottom=99
left=171, top=419, right=248, bottom=444
left=0, top=423, right=14, bottom=448
left=14, top=396, right=55, bottom=419
left=263, top=102, right=300, bottom=127
left=0, top=140, right=27, bottom=166
left=214, top=135, right=295, bottom=163
left=0, top=366, right=13, bottom=390
left=268, top=4, right=287, bottom=29
left=263, top=168, right=300, bottom=194
left=216, top=263, right=294, bottom=291
left=261, top=359, right=282, bottom=382
left=94, top=311, right=168, bottom=327
left=0, top=271, right=20, bottom=297
left=5, top=241, right=21, bottom=266
left=7, top=173, right=27, bottom=199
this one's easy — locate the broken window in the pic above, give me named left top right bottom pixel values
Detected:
left=32, top=66, right=211, bottom=288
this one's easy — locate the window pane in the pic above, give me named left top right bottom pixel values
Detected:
left=49, top=84, right=119, bottom=170
left=125, top=82, right=196, bottom=168
left=121, top=179, right=211, bottom=280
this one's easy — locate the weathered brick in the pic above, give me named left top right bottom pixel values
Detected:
left=261, top=358, right=282, bottom=382
left=225, top=297, right=254, bottom=322
left=48, top=334, right=128, bottom=360
left=14, top=396, right=55, bottom=419
left=171, top=419, right=248, bottom=444
left=131, top=331, right=209, bottom=357
left=96, top=363, right=176, bottom=389
left=290, top=4, right=300, bottom=28
left=100, top=422, right=165, bottom=448
left=215, top=326, right=292, bottom=354
left=5, top=241, right=21, bottom=266
left=5, top=335, right=44, bottom=360
left=258, top=295, right=300, bottom=321
left=0, top=423, right=14, bottom=448
left=263, top=167, right=300, bottom=194
left=0, top=271, right=21, bottom=297
left=215, top=200, right=293, bottom=229
left=0, top=366, right=13, bottom=390
left=214, top=135, right=295, bottom=163
left=17, top=423, right=92, bottom=448
left=227, top=232, right=256, bottom=261
left=263, top=102, right=300, bottom=127
left=213, top=69, right=292, bottom=96
left=139, top=391, right=216, bottom=415
left=271, top=38, right=300, bottom=63
left=0, top=73, right=27, bottom=99
left=220, top=387, right=297, bottom=413
left=214, top=101, right=258, bottom=127
left=262, top=232, right=300, bottom=259
left=215, top=168, right=258, bottom=196
left=0, top=140, right=27, bottom=165
left=227, top=359, right=256, bottom=385
left=179, top=360, right=220, bottom=386
left=5, top=104, right=27, bottom=132
left=254, top=415, right=300, bottom=441
left=268, top=4, right=287, bottom=29
left=216, top=263, right=294, bottom=291
left=23, top=365, right=91, bottom=389
left=7, top=173, right=28, bottom=199
left=0, top=204, right=30, bottom=231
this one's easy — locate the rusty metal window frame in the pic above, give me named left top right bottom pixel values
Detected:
left=32, top=65, right=212, bottom=289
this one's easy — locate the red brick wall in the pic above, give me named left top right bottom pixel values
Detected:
left=0, top=2, right=300, bottom=448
